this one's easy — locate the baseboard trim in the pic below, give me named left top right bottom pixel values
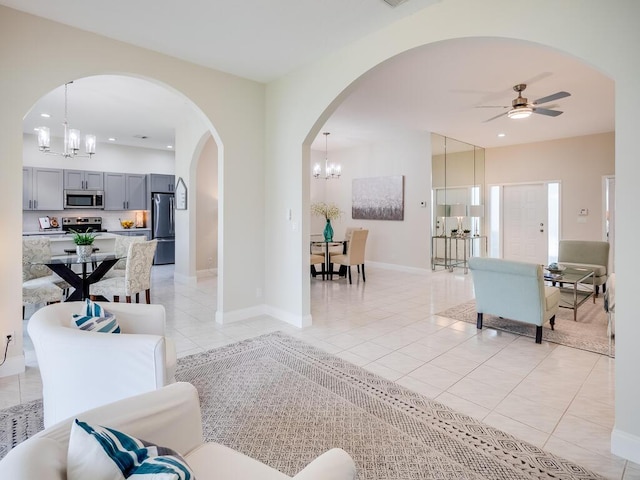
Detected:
left=611, top=428, right=640, bottom=463
left=367, top=261, right=431, bottom=275
left=264, top=305, right=310, bottom=328
left=0, top=354, right=25, bottom=378
left=215, top=304, right=309, bottom=328
left=196, top=268, right=217, bottom=278
left=216, top=305, right=266, bottom=324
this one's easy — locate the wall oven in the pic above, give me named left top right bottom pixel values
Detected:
left=64, top=190, right=104, bottom=209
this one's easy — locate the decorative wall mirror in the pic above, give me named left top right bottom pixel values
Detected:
left=431, top=134, right=485, bottom=266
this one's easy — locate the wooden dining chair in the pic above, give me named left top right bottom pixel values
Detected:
left=330, top=229, right=369, bottom=284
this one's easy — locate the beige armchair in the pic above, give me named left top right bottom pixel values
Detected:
left=558, top=240, right=609, bottom=295
left=469, top=257, right=560, bottom=344
left=330, top=229, right=368, bottom=284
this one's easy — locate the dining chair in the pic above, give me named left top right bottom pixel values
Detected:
left=22, top=283, right=64, bottom=319
left=330, top=229, right=369, bottom=284
left=102, top=234, right=146, bottom=278
left=22, top=237, right=71, bottom=305
left=90, top=239, right=158, bottom=303
left=310, top=253, right=326, bottom=280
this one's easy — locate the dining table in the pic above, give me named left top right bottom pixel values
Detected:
left=310, top=238, right=346, bottom=280
left=34, top=252, right=126, bottom=301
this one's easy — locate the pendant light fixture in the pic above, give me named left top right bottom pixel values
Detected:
left=37, top=82, right=96, bottom=158
left=313, top=132, right=341, bottom=179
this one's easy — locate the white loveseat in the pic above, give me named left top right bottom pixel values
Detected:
left=0, top=382, right=357, bottom=480
left=28, top=301, right=176, bottom=428
left=469, top=257, right=560, bottom=343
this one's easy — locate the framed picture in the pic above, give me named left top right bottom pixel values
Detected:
left=352, top=175, right=404, bottom=221
left=175, top=177, right=187, bottom=210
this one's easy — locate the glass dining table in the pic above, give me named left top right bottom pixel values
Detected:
left=33, top=252, right=126, bottom=301
left=311, top=239, right=346, bottom=280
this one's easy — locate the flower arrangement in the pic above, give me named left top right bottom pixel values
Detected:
left=70, top=228, right=97, bottom=245
left=311, top=202, right=342, bottom=221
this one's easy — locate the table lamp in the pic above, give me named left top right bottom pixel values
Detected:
left=449, top=204, right=467, bottom=235
left=469, top=204, right=484, bottom=236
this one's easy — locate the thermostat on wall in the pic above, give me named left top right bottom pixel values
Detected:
left=579, top=208, right=589, bottom=216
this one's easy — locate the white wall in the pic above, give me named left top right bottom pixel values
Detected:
left=486, top=132, right=615, bottom=241
left=263, top=0, right=640, bottom=462
left=310, top=131, right=432, bottom=270
left=1, top=6, right=265, bottom=376
left=22, top=133, right=175, bottom=174
left=196, top=135, right=218, bottom=273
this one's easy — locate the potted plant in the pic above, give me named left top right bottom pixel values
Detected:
left=71, top=228, right=97, bottom=257
left=311, top=202, right=342, bottom=242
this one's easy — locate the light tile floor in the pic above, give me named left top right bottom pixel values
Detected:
left=5, top=265, right=639, bottom=479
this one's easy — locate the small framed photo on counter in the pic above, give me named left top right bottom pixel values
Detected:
left=175, top=177, right=187, bottom=210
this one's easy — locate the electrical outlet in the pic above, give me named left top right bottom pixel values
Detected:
left=4, top=331, right=14, bottom=346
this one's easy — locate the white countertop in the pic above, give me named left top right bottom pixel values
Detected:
left=109, top=228, right=150, bottom=233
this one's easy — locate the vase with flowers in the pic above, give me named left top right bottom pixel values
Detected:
left=311, top=202, right=342, bottom=242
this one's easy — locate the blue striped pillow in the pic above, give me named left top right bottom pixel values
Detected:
left=68, top=419, right=194, bottom=480
left=71, top=299, right=120, bottom=333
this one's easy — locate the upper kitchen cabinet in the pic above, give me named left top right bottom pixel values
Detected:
left=149, top=174, right=175, bottom=193
left=104, top=173, right=147, bottom=210
left=23, top=167, right=64, bottom=211
left=64, top=169, right=104, bottom=190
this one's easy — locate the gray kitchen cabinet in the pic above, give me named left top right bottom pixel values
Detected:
left=104, top=172, right=147, bottom=210
left=23, top=167, right=64, bottom=210
left=149, top=174, right=175, bottom=193
left=64, top=169, right=104, bottom=190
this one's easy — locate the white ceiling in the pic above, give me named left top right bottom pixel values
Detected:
left=9, top=1, right=614, bottom=153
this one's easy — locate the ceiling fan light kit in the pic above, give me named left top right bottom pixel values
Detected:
left=480, top=83, right=571, bottom=122
left=507, top=106, right=533, bottom=119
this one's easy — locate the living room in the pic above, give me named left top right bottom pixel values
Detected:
left=1, top=1, right=639, bottom=478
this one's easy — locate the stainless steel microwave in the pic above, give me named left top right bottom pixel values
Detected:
left=64, top=190, right=104, bottom=209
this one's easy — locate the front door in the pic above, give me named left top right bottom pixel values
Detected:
left=503, top=183, right=548, bottom=264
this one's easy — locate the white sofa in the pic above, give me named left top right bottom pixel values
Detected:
left=28, top=301, right=176, bottom=428
left=469, top=257, right=560, bottom=343
left=0, top=382, right=357, bottom=480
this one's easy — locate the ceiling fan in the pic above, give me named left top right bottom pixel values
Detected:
left=478, top=84, right=571, bottom=122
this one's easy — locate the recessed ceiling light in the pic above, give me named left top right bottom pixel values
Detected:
left=40, top=113, right=50, bottom=118
left=166, top=145, right=173, bottom=149
left=497, top=133, right=506, bottom=138
left=108, top=137, right=116, bottom=142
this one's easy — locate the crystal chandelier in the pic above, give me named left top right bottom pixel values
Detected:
left=37, top=82, right=96, bottom=158
left=313, top=132, right=340, bottom=179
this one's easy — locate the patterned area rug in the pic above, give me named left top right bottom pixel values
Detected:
left=0, top=332, right=603, bottom=479
left=438, top=296, right=613, bottom=356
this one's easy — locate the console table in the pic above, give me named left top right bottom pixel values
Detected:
left=431, top=235, right=487, bottom=273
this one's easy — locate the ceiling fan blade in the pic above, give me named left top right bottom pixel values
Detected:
left=483, top=111, right=508, bottom=122
left=533, top=107, right=563, bottom=117
left=533, top=91, right=571, bottom=105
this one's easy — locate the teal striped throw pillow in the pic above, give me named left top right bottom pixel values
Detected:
left=71, top=299, right=120, bottom=334
left=68, top=419, right=195, bottom=480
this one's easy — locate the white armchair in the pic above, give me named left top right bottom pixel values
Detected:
left=469, top=257, right=560, bottom=343
left=0, top=382, right=357, bottom=480
left=27, top=301, right=176, bottom=428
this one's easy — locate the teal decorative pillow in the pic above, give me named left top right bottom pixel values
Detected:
left=71, top=299, right=120, bottom=334
left=67, top=419, right=195, bottom=480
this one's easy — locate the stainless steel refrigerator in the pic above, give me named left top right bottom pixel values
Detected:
left=151, top=192, right=175, bottom=264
